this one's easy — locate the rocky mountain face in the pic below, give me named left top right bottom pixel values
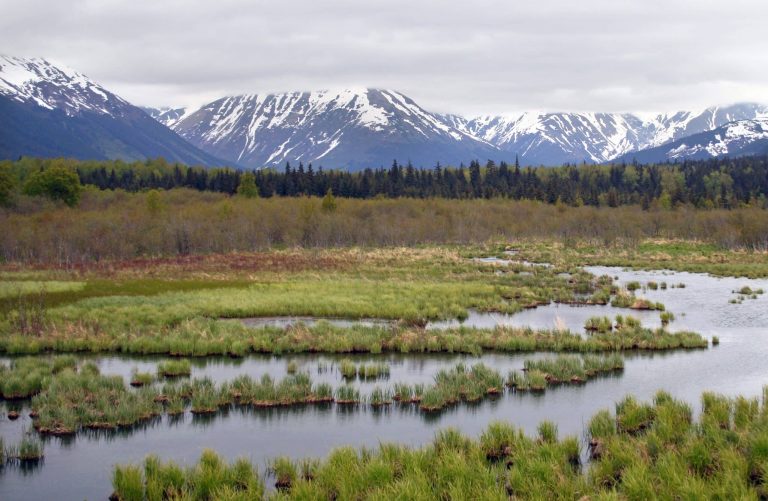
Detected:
left=168, top=88, right=768, bottom=169
left=168, top=88, right=500, bottom=170
left=0, top=56, right=228, bottom=166
left=618, top=117, right=768, bottom=163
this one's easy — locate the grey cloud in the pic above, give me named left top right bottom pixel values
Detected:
left=1, top=0, right=767, bottom=115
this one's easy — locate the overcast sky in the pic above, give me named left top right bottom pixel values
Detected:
left=2, top=0, right=767, bottom=116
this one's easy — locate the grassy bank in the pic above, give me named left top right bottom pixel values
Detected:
left=0, top=246, right=711, bottom=355
left=0, top=320, right=707, bottom=356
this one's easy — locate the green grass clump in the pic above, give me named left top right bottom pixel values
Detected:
left=585, top=316, right=613, bottom=333
left=660, top=311, right=675, bottom=325
left=157, top=359, right=192, bottom=378
left=31, top=370, right=160, bottom=433
left=368, top=386, right=392, bottom=406
left=508, top=369, right=548, bottom=392
left=335, top=385, right=360, bottom=404
left=338, top=359, right=390, bottom=379
left=4, top=433, right=44, bottom=462
left=616, top=395, right=655, bottom=434
left=611, top=291, right=664, bottom=311
left=358, top=362, right=390, bottom=379
left=338, top=359, right=357, bottom=378
left=419, top=363, right=503, bottom=411
left=269, top=456, right=298, bottom=489
left=129, top=369, right=154, bottom=387
left=112, top=450, right=263, bottom=501
left=392, top=382, right=424, bottom=403
left=0, top=356, right=76, bottom=398
left=190, top=378, right=221, bottom=414
left=519, top=354, right=624, bottom=386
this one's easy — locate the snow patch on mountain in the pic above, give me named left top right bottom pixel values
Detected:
left=0, top=55, right=128, bottom=116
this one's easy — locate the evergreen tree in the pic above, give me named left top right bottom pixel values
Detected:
left=237, top=171, right=260, bottom=198
left=321, top=188, right=337, bottom=212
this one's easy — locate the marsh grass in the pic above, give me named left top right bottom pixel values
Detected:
left=367, top=386, right=392, bottom=406
left=660, top=311, right=675, bottom=325
left=112, top=450, right=263, bottom=501
left=0, top=355, right=76, bottom=398
left=0, top=245, right=681, bottom=358
left=584, top=316, right=613, bottom=333
left=129, top=369, right=154, bottom=387
left=392, top=382, right=425, bottom=403
left=3, top=432, right=44, bottom=462
left=113, top=387, right=768, bottom=500
left=520, top=354, right=624, bottom=385
left=1, top=317, right=704, bottom=357
left=418, top=363, right=503, bottom=411
left=31, top=369, right=160, bottom=434
left=157, top=359, right=191, bottom=378
left=334, top=385, right=360, bottom=405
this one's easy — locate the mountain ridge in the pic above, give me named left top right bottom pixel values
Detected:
left=3, top=55, right=768, bottom=170
left=0, top=56, right=231, bottom=166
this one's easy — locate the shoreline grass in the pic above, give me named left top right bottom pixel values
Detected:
left=0, top=320, right=708, bottom=357
left=111, top=387, right=768, bottom=500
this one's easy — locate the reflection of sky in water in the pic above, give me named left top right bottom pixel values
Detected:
left=1, top=266, right=767, bottom=500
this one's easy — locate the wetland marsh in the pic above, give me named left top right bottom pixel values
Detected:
left=0, top=242, right=767, bottom=499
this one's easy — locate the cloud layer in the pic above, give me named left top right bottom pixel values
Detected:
left=2, top=0, right=767, bottom=115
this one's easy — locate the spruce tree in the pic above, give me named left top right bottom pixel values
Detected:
left=237, top=171, right=260, bottom=198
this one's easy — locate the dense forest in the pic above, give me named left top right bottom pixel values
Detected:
left=2, top=155, right=768, bottom=263
left=2, top=154, right=768, bottom=209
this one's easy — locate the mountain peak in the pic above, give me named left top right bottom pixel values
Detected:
left=0, top=55, right=129, bottom=116
left=0, top=55, right=230, bottom=166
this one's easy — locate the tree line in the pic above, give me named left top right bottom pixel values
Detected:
left=2, top=154, right=768, bottom=209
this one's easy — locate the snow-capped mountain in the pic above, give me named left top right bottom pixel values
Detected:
left=170, top=88, right=500, bottom=170
left=3, top=54, right=767, bottom=169
left=444, top=104, right=768, bottom=165
left=448, top=112, right=649, bottom=165
left=168, top=87, right=768, bottom=169
left=141, top=106, right=187, bottom=128
left=0, top=56, right=227, bottom=166
left=619, top=118, right=768, bottom=163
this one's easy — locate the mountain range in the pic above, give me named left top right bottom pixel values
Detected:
left=2, top=56, right=768, bottom=170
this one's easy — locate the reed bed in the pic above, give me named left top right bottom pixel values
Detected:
left=156, top=359, right=192, bottom=378
left=419, top=363, right=504, bottom=412
left=508, top=354, right=624, bottom=391
left=2, top=433, right=44, bottom=462
left=112, top=450, right=263, bottom=501
left=338, top=359, right=390, bottom=379
left=111, top=387, right=768, bottom=500
left=0, top=319, right=706, bottom=357
left=31, top=368, right=160, bottom=434
left=129, top=369, right=154, bottom=387
left=0, top=355, right=76, bottom=398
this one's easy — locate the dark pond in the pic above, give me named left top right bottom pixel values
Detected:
left=1, top=266, right=767, bottom=500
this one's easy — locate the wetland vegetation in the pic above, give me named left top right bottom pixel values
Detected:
left=110, top=387, right=768, bottom=500
left=0, top=218, right=766, bottom=498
